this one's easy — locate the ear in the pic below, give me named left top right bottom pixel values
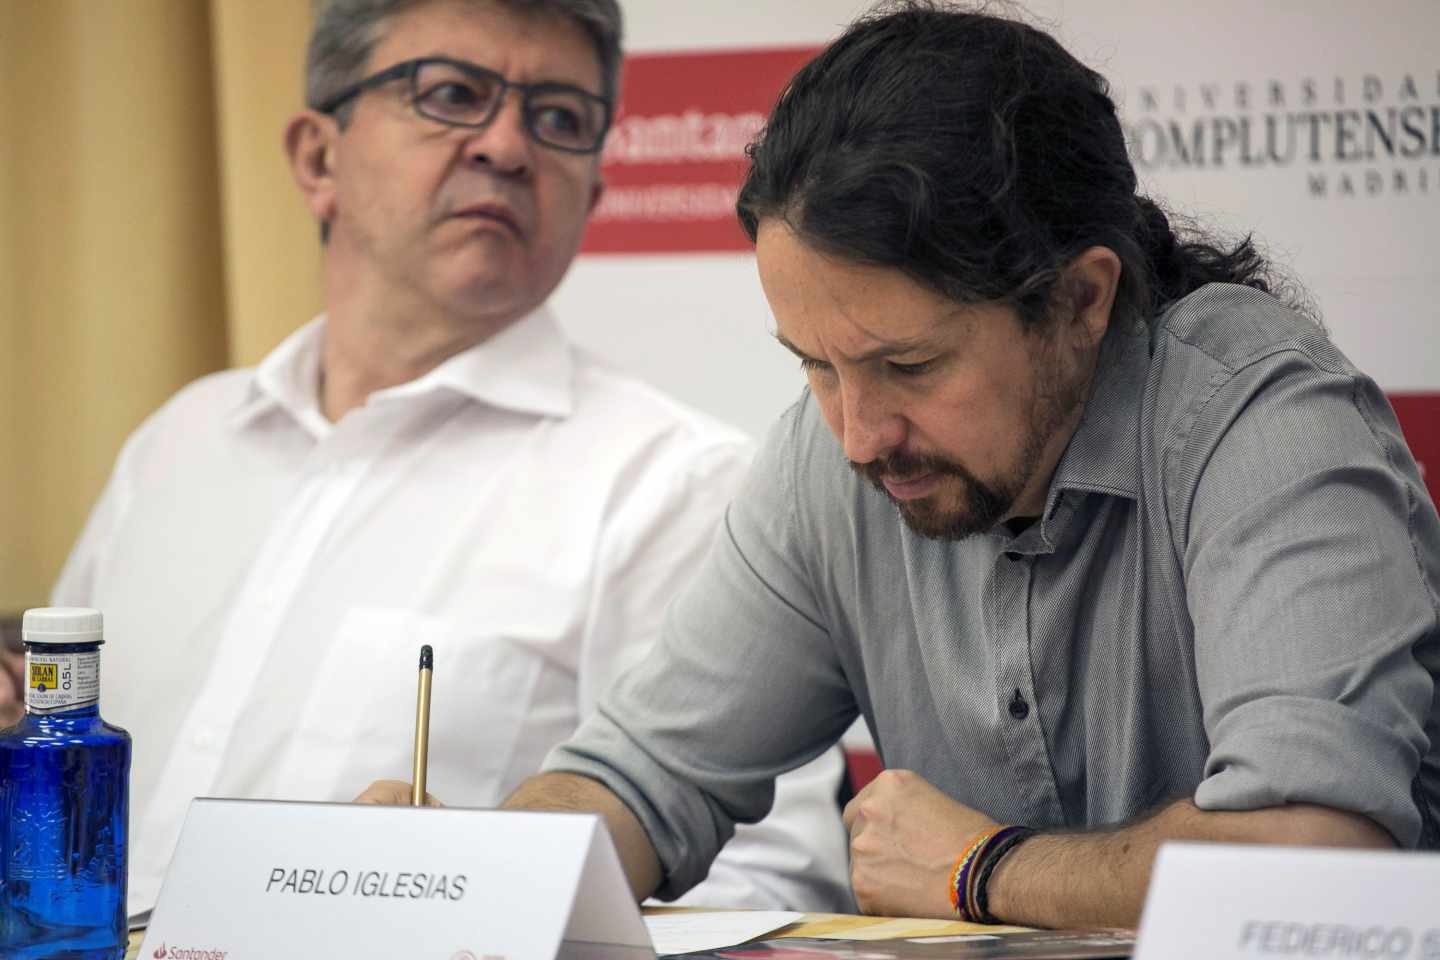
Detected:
left=1059, top=246, right=1122, bottom=350
left=284, top=110, right=341, bottom=229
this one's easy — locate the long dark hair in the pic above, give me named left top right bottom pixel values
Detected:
left=737, top=1, right=1293, bottom=330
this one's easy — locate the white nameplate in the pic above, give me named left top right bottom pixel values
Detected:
left=1135, top=842, right=1440, bottom=960
left=139, top=798, right=656, bottom=960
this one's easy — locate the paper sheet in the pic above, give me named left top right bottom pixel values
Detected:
left=644, top=910, right=803, bottom=955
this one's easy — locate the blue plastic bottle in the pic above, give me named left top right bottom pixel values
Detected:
left=1, top=607, right=131, bottom=959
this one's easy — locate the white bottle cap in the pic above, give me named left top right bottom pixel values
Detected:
left=22, top=607, right=104, bottom=645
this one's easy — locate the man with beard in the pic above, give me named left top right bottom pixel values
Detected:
left=361, top=1, right=1440, bottom=928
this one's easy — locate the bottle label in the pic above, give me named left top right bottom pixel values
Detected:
left=25, top=650, right=100, bottom=714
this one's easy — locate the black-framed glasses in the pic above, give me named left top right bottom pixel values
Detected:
left=318, top=56, right=612, bottom=155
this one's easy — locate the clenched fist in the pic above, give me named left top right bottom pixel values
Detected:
left=842, top=768, right=1000, bottom=918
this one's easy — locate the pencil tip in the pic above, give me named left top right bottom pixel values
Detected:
left=420, top=644, right=433, bottom=670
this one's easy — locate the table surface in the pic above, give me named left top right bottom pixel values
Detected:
left=124, top=909, right=1028, bottom=958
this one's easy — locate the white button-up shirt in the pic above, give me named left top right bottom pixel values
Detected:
left=54, top=308, right=853, bottom=915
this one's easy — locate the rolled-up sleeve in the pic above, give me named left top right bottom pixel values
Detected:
left=544, top=400, right=859, bottom=898
left=1184, top=352, right=1439, bottom=846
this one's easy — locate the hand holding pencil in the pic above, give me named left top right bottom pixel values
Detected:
left=352, top=644, right=443, bottom=807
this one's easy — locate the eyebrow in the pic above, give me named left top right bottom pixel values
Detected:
left=420, top=51, right=603, bottom=96
left=772, top=332, right=936, bottom=365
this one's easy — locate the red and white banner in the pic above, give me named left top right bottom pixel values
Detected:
left=582, top=48, right=818, bottom=254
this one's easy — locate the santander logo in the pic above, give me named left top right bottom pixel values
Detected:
left=150, top=943, right=229, bottom=960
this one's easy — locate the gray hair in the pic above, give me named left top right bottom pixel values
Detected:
left=306, top=0, right=623, bottom=119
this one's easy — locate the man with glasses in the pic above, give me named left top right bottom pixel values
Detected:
left=48, top=0, right=851, bottom=918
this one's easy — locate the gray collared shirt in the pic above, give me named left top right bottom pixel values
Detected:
left=547, top=283, right=1440, bottom=898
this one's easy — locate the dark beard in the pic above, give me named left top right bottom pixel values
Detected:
left=851, top=450, right=1017, bottom=540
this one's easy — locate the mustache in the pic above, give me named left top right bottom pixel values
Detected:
left=849, top=450, right=976, bottom=489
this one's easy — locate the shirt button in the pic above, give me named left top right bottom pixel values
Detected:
left=1008, top=689, right=1030, bottom=720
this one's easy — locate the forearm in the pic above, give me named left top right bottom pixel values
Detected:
left=503, top=772, right=663, bottom=901
left=987, top=800, right=1395, bottom=929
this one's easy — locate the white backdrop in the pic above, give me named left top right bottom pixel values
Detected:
left=552, top=0, right=1440, bottom=442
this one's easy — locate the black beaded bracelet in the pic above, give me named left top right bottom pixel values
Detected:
left=972, top=826, right=1037, bottom=924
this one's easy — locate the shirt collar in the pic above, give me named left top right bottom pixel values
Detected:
left=229, top=307, right=575, bottom=435
left=1042, top=317, right=1152, bottom=511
